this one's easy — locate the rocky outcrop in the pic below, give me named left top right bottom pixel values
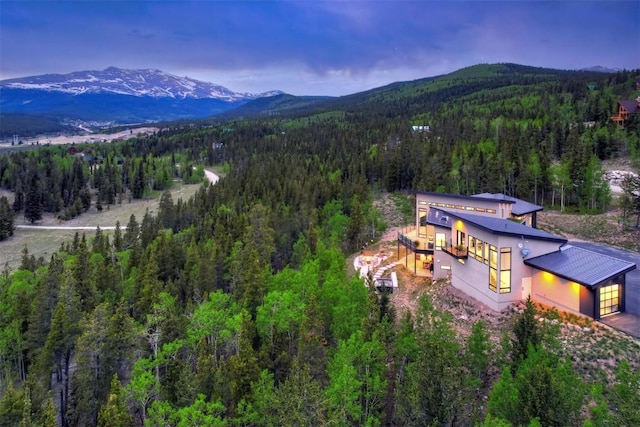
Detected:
left=603, top=170, right=638, bottom=186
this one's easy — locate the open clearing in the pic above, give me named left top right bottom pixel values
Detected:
left=0, top=180, right=205, bottom=270
left=12, top=126, right=159, bottom=147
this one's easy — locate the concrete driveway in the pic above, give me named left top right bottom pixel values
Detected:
left=570, top=241, right=640, bottom=338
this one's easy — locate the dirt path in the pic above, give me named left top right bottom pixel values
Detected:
left=16, top=225, right=118, bottom=230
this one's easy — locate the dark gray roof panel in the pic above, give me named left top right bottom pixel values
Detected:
left=439, top=209, right=566, bottom=243
left=472, top=193, right=543, bottom=215
left=524, top=245, right=637, bottom=287
left=414, top=190, right=514, bottom=205
left=426, top=207, right=453, bottom=228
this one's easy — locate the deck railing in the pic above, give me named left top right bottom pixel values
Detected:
left=398, top=226, right=434, bottom=252
left=442, top=240, right=468, bottom=259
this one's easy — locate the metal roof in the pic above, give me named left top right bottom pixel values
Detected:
left=524, top=245, right=637, bottom=287
left=619, top=100, right=639, bottom=114
left=426, top=207, right=453, bottom=228
left=414, top=190, right=542, bottom=216
left=414, top=190, right=515, bottom=204
left=472, top=193, right=543, bottom=215
left=435, top=208, right=567, bottom=243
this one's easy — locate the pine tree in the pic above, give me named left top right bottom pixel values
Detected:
left=511, top=296, right=541, bottom=367
left=0, top=196, right=15, bottom=240
left=24, top=175, right=42, bottom=224
left=98, top=374, right=134, bottom=427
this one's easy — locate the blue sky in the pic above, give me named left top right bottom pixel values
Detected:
left=1, top=1, right=638, bottom=96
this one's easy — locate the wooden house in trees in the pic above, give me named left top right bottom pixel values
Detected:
left=611, top=98, right=640, bottom=126
left=397, top=191, right=637, bottom=320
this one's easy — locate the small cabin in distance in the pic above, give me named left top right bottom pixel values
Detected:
left=611, top=97, right=640, bottom=127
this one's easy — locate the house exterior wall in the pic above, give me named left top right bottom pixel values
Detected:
left=431, top=225, right=452, bottom=280
left=447, top=224, right=562, bottom=312
left=580, top=286, right=595, bottom=318
left=518, top=238, right=563, bottom=259
left=415, top=193, right=511, bottom=221
left=450, top=222, right=506, bottom=310
left=531, top=271, right=582, bottom=315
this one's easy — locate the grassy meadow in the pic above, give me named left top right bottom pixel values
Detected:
left=1, top=180, right=205, bottom=271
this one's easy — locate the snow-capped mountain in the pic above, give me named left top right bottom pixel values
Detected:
left=0, top=67, right=280, bottom=101
left=0, top=67, right=283, bottom=124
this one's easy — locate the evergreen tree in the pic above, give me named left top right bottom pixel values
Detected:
left=488, top=346, right=584, bottom=426
left=511, top=296, right=541, bottom=367
left=24, top=174, right=42, bottom=224
left=98, top=375, right=134, bottom=427
left=0, top=195, right=15, bottom=240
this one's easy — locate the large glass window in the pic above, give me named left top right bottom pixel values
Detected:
left=489, top=245, right=497, bottom=268
left=500, top=248, right=511, bottom=294
left=600, top=284, right=620, bottom=316
left=489, top=245, right=497, bottom=292
left=476, top=239, right=483, bottom=261
left=419, top=208, right=428, bottom=237
left=469, top=236, right=476, bottom=257
left=435, top=233, right=446, bottom=250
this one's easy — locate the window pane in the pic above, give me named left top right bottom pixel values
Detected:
left=500, top=270, right=511, bottom=293
left=500, top=248, right=511, bottom=269
left=476, top=240, right=483, bottom=261
left=490, top=246, right=497, bottom=268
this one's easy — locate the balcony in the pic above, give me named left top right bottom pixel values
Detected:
left=442, top=241, right=468, bottom=259
left=397, top=226, right=434, bottom=253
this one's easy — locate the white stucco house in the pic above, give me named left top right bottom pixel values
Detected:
left=397, top=191, right=636, bottom=320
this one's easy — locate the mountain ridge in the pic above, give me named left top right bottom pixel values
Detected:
left=0, top=67, right=285, bottom=126
left=2, top=62, right=635, bottom=132
left=0, top=67, right=282, bottom=101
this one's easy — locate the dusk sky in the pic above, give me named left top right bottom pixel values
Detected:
left=1, top=1, right=639, bottom=96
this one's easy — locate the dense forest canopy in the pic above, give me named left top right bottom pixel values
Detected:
left=0, top=65, right=639, bottom=426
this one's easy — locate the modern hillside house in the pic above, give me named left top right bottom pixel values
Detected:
left=397, top=191, right=636, bottom=320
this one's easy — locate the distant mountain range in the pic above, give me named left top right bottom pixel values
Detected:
left=0, top=67, right=283, bottom=125
left=580, top=65, right=622, bottom=73
left=0, top=63, right=632, bottom=136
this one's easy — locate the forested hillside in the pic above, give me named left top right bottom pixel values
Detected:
left=0, top=65, right=639, bottom=426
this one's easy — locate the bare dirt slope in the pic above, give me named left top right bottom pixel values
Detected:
left=538, top=209, right=640, bottom=252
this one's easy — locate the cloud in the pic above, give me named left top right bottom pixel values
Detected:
left=128, top=29, right=155, bottom=40
left=1, top=1, right=638, bottom=95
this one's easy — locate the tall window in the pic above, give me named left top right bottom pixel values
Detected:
left=457, top=230, right=466, bottom=248
left=489, top=245, right=497, bottom=292
left=476, top=239, right=484, bottom=261
left=419, top=208, right=428, bottom=237
left=469, top=236, right=476, bottom=257
left=435, top=233, right=446, bottom=250
left=483, top=243, right=489, bottom=265
left=500, top=248, right=511, bottom=293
